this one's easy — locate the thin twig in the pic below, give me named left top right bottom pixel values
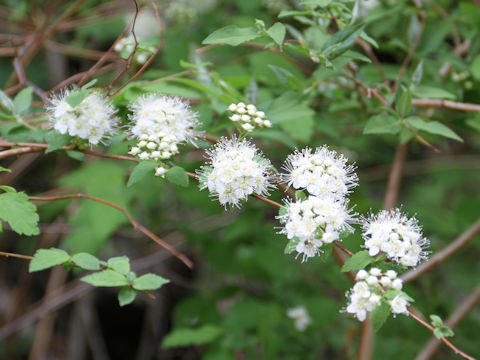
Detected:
left=383, top=143, right=409, bottom=209
left=354, top=38, right=387, bottom=83
left=412, top=98, right=480, bottom=113
left=0, top=251, right=33, bottom=260
left=416, top=285, right=480, bottom=360
left=402, top=218, right=480, bottom=283
left=29, top=194, right=193, bottom=269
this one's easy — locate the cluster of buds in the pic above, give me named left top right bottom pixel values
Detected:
left=345, top=268, right=410, bottom=322
left=129, top=133, right=180, bottom=177
left=114, top=36, right=156, bottom=64
left=227, top=102, right=272, bottom=132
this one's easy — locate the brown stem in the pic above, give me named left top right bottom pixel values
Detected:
left=402, top=218, right=480, bottom=283
left=407, top=310, right=476, bottom=360
left=383, top=143, right=409, bottom=209
left=29, top=194, right=193, bottom=269
left=412, top=98, right=480, bottom=113
left=415, top=285, right=480, bottom=360
left=0, top=251, right=33, bottom=260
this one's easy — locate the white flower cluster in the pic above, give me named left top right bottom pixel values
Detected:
left=227, top=102, right=272, bottom=132
left=345, top=268, right=409, bottom=322
left=128, top=94, right=199, bottom=177
left=47, top=91, right=117, bottom=145
left=278, top=196, right=354, bottom=262
left=113, top=36, right=156, bottom=64
left=287, top=306, right=311, bottom=331
left=283, top=147, right=358, bottom=199
left=362, top=208, right=429, bottom=267
left=197, top=137, right=274, bottom=208
left=278, top=146, right=358, bottom=261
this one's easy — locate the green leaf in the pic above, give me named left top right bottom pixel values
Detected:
left=406, top=116, right=463, bottom=142
left=266, top=23, right=286, bottom=45
left=82, top=79, right=98, bottom=90
left=411, top=61, right=423, bottom=86
left=133, top=273, right=170, bottom=290
left=321, top=24, right=365, bottom=60
left=0, top=185, right=16, bottom=193
left=66, top=89, right=88, bottom=108
left=166, top=166, right=189, bottom=187
left=0, top=191, right=39, bottom=235
left=295, top=190, right=307, bottom=200
left=81, top=269, right=129, bottom=287
left=127, top=161, right=157, bottom=187
left=341, top=250, right=373, bottom=272
left=0, top=166, right=11, bottom=173
left=371, top=301, right=390, bottom=331
left=72, top=253, right=101, bottom=270
left=284, top=237, right=300, bottom=254
left=13, top=87, right=33, bottom=115
left=412, top=86, right=456, bottom=100
left=202, top=25, right=260, bottom=46
left=179, top=60, right=213, bottom=69
left=0, top=90, right=14, bottom=113
left=162, top=325, right=222, bottom=348
left=383, top=290, right=414, bottom=302
left=396, top=88, right=411, bottom=117
left=364, top=114, right=401, bottom=135
left=45, top=132, right=71, bottom=153
left=29, top=248, right=71, bottom=272
left=118, top=286, right=137, bottom=306
left=107, top=256, right=130, bottom=275
left=470, top=54, right=480, bottom=80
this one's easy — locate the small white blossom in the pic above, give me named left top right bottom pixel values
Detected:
left=344, top=268, right=411, bottom=322
left=282, top=146, right=358, bottom=200
left=197, top=137, right=274, bottom=208
left=228, top=102, right=273, bottom=131
left=361, top=208, right=430, bottom=267
left=47, top=90, right=117, bottom=145
left=277, top=195, right=355, bottom=262
left=287, top=306, right=312, bottom=331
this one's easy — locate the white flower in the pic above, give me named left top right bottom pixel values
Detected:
left=47, top=90, right=117, bottom=145
left=361, top=208, right=430, bottom=267
left=369, top=267, right=381, bottom=276
left=287, top=306, right=312, bottom=331
left=392, top=278, right=403, bottom=290
left=282, top=146, right=358, bottom=200
left=356, top=269, right=368, bottom=280
left=390, top=296, right=409, bottom=315
left=128, top=94, right=200, bottom=162
left=277, top=195, right=355, bottom=261
left=197, top=137, right=274, bottom=208
left=228, top=102, right=273, bottom=131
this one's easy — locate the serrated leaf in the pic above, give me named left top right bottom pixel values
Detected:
left=45, top=132, right=71, bottom=153
left=0, top=185, right=16, bottom=192
left=321, top=24, right=365, bottom=60
left=364, top=114, right=401, bottom=135
left=29, top=248, right=71, bottom=272
left=81, top=269, right=129, bottom=287
left=118, top=286, right=137, bottom=306
left=371, top=301, right=390, bottom=331
left=470, top=54, right=480, bottom=80
left=107, top=256, right=130, bottom=275
left=341, top=250, right=373, bottom=272
left=66, top=89, right=88, bottom=108
left=411, top=61, right=423, bottom=86
left=202, top=25, right=260, bottom=46
left=82, top=79, right=98, bottom=89
left=13, top=87, right=33, bottom=115
left=166, top=166, right=189, bottom=187
left=266, top=23, right=286, bottom=45
left=0, top=90, right=14, bottom=113
left=383, top=290, right=414, bottom=302
left=406, top=116, right=463, bottom=142
left=133, top=273, right=170, bottom=290
left=0, top=166, right=12, bottom=173
left=72, top=253, right=101, bottom=270
left=0, top=191, right=39, bottom=235
left=162, top=325, right=222, bottom=348
left=396, top=88, right=411, bottom=117
left=127, top=161, right=157, bottom=187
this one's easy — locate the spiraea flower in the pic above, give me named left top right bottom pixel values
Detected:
left=287, top=306, right=312, bottom=331
left=197, top=137, right=274, bottom=208
left=128, top=94, right=200, bottom=176
left=345, top=268, right=410, bottom=321
left=47, top=90, right=117, bottom=145
left=282, top=147, right=358, bottom=200
left=278, top=195, right=355, bottom=262
left=361, top=208, right=429, bottom=267
left=227, top=102, right=272, bottom=132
